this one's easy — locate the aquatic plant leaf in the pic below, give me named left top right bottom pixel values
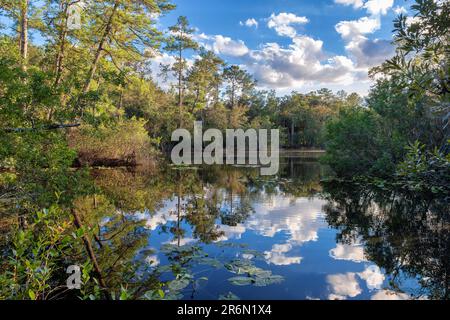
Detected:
left=140, top=249, right=156, bottom=255
left=197, top=257, right=222, bottom=268
left=253, top=275, right=284, bottom=287
left=228, top=276, right=254, bottom=286
left=215, top=242, right=248, bottom=248
left=250, top=269, right=272, bottom=278
left=161, top=244, right=198, bottom=254
left=155, top=265, right=173, bottom=273
left=168, top=278, right=190, bottom=291
left=225, top=259, right=270, bottom=277
left=219, top=292, right=241, bottom=300
left=163, top=293, right=184, bottom=300
left=160, top=244, right=178, bottom=254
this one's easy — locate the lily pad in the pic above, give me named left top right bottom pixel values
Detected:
left=168, top=278, right=190, bottom=291
left=161, top=244, right=198, bottom=254
left=253, top=275, right=284, bottom=287
left=197, top=257, right=222, bottom=268
left=155, top=265, right=172, bottom=273
left=228, top=276, right=254, bottom=286
left=163, top=293, right=184, bottom=300
left=219, top=292, right=241, bottom=300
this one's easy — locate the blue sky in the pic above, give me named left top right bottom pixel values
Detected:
left=156, top=0, right=415, bottom=95
left=0, top=0, right=416, bottom=96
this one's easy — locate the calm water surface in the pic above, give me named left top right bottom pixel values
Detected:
left=90, top=156, right=448, bottom=300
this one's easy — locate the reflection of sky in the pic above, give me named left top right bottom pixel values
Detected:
left=241, top=195, right=326, bottom=266
left=326, top=266, right=386, bottom=300
left=129, top=183, right=418, bottom=300
left=329, top=243, right=367, bottom=263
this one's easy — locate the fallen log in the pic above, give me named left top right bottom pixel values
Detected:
left=2, top=123, right=80, bottom=133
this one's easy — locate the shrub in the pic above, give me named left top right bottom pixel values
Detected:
left=396, top=142, right=450, bottom=196
left=322, top=107, right=396, bottom=177
left=68, top=118, right=156, bottom=166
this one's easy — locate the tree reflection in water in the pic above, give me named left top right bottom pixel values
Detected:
left=322, top=180, right=449, bottom=300
left=62, top=157, right=448, bottom=300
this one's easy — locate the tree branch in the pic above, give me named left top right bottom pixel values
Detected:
left=2, top=123, right=81, bottom=133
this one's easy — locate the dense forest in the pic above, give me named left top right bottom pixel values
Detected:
left=0, top=0, right=448, bottom=300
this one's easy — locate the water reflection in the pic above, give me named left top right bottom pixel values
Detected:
left=322, top=180, right=449, bottom=300
left=70, top=157, right=448, bottom=300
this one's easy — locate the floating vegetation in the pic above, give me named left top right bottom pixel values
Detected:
left=228, top=276, right=254, bottom=286
left=157, top=242, right=280, bottom=298
left=168, top=274, right=192, bottom=291
left=228, top=274, right=284, bottom=287
left=197, top=257, right=222, bottom=268
left=160, top=244, right=199, bottom=254
left=253, top=275, right=284, bottom=287
left=162, top=292, right=184, bottom=300
left=215, top=242, right=248, bottom=249
left=226, top=259, right=284, bottom=287
left=155, top=265, right=173, bottom=274
left=225, top=259, right=266, bottom=276
left=219, top=292, right=240, bottom=300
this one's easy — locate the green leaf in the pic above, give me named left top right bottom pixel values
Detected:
left=228, top=276, right=254, bottom=286
left=28, top=290, right=36, bottom=300
left=219, top=292, right=240, bottom=300
left=168, top=278, right=190, bottom=291
left=253, top=275, right=284, bottom=287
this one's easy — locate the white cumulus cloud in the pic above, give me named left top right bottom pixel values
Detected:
left=335, top=0, right=394, bottom=16
left=327, top=273, right=362, bottom=300
left=267, top=12, right=309, bottom=38
left=393, top=6, right=407, bottom=15
left=371, top=290, right=412, bottom=300
left=358, top=265, right=385, bottom=290
left=335, top=17, right=381, bottom=40
left=212, top=35, right=249, bottom=57
left=334, top=0, right=365, bottom=8
left=264, top=243, right=302, bottom=266
left=248, top=35, right=361, bottom=89
left=329, top=243, right=367, bottom=262
left=240, top=18, right=258, bottom=28
left=335, top=16, right=394, bottom=68
left=364, top=0, right=394, bottom=16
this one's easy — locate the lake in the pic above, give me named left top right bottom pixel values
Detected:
left=84, top=155, right=448, bottom=300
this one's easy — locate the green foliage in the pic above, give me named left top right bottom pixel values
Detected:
left=225, top=259, right=284, bottom=287
left=0, top=206, right=79, bottom=300
left=185, top=50, right=224, bottom=112
left=323, top=173, right=449, bottom=300
left=396, top=142, right=450, bottom=195
left=163, top=16, right=199, bottom=113
left=68, top=118, right=156, bottom=166
left=219, top=292, right=240, bottom=300
left=223, top=65, right=256, bottom=109
left=324, top=0, right=449, bottom=178
left=324, top=107, right=395, bottom=176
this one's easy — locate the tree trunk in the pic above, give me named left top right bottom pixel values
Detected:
left=20, top=0, right=29, bottom=71
left=178, top=46, right=183, bottom=127
left=54, top=2, right=70, bottom=87
left=83, top=1, right=119, bottom=94
left=71, top=209, right=110, bottom=300
left=231, top=82, right=235, bottom=109
left=291, top=121, right=295, bottom=147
